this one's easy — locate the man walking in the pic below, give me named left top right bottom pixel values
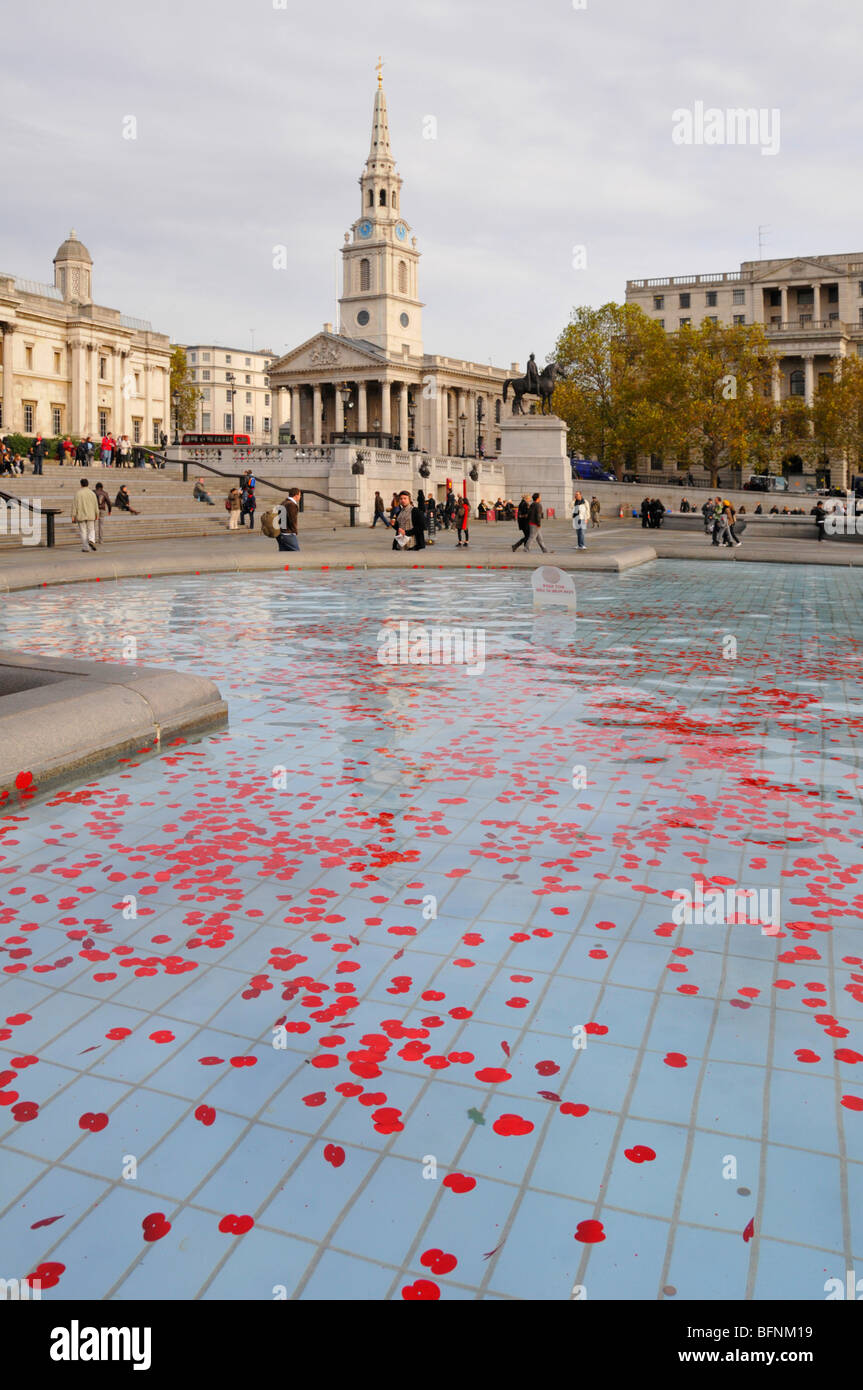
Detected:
left=72, top=477, right=99, bottom=551
left=590, top=495, right=600, bottom=527
left=572, top=491, right=588, bottom=551
left=277, top=488, right=301, bottom=551
left=371, top=491, right=387, bottom=527
left=94, top=482, right=111, bottom=543
left=525, top=492, right=550, bottom=553
left=393, top=490, right=413, bottom=551
left=814, top=499, right=827, bottom=542
left=512, top=494, right=530, bottom=551
left=32, top=434, right=46, bottom=476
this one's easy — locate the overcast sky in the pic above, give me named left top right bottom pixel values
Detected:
left=3, top=0, right=862, bottom=367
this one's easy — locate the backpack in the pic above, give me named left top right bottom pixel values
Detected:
left=260, top=508, right=280, bottom=538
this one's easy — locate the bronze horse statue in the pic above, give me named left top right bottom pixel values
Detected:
left=503, top=361, right=564, bottom=416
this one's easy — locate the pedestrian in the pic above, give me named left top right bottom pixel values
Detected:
left=589, top=495, right=600, bottom=527
left=277, top=488, right=302, bottom=551
left=456, top=495, right=470, bottom=548
left=526, top=492, right=550, bottom=553
left=72, top=476, right=99, bottom=551
left=388, top=492, right=400, bottom=525
left=444, top=490, right=456, bottom=531
left=412, top=490, right=428, bottom=550
left=239, top=477, right=256, bottom=528
left=650, top=498, right=665, bottom=529
left=572, top=491, right=588, bottom=550
left=371, top=491, right=388, bottom=527
left=114, top=484, right=139, bottom=514
left=425, top=493, right=437, bottom=544
left=193, top=477, right=215, bottom=504
left=32, top=433, right=46, bottom=475
left=226, top=486, right=241, bottom=529
left=640, top=497, right=650, bottom=529
left=100, top=432, right=112, bottom=466
left=94, top=481, right=112, bottom=542
left=814, top=499, right=827, bottom=542
left=723, top=501, right=742, bottom=547
left=680, top=496, right=690, bottom=513
left=512, top=494, right=530, bottom=551
left=702, top=497, right=714, bottom=535
left=392, top=490, right=413, bottom=551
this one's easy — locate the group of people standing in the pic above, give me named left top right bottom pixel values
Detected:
left=225, top=470, right=258, bottom=530
left=379, top=489, right=469, bottom=550
left=640, top=497, right=666, bottom=528
left=701, top=496, right=742, bottom=547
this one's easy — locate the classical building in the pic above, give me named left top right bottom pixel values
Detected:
left=0, top=232, right=171, bottom=444
left=268, top=74, right=519, bottom=456
left=182, top=344, right=277, bottom=443
left=626, top=253, right=863, bottom=407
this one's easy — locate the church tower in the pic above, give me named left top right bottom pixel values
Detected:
left=339, top=65, right=423, bottom=356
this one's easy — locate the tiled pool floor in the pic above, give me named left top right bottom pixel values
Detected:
left=1, top=563, right=862, bottom=1300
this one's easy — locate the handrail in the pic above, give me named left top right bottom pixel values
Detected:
left=171, top=456, right=358, bottom=526
left=0, top=489, right=61, bottom=547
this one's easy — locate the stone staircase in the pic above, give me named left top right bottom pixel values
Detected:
left=0, top=462, right=348, bottom=551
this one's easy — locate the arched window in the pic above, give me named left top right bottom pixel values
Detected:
left=359, top=258, right=370, bottom=291
left=398, top=260, right=407, bottom=294
left=368, top=189, right=373, bottom=207
left=392, top=190, right=398, bottom=208
left=495, top=398, right=502, bottom=423
left=789, top=369, right=805, bottom=397
left=379, top=188, right=387, bottom=206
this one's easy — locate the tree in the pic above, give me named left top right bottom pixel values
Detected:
left=169, top=346, right=199, bottom=433
left=810, top=355, right=863, bottom=488
left=552, top=303, right=678, bottom=475
left=671, top=321, right=777, bottom=486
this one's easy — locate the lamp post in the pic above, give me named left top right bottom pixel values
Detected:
left=225, top=371, right=236, bottom=435
left=459, top=410, right=467, bottom=458
left=408, top=399, right=416, bottom=451
left=338, top=382, right=353, bottom=441
left=476, top=396, right=485, bottom=458
left=172, top=389, right=180, bottom=445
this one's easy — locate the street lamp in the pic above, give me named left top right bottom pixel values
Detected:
left=476, top=396, right=485, bottom=458
left=172, top=389, right=180, bottom=445
left=459, top=410, right=467, bottom=458
left=225, top=371, right=236, bottom=435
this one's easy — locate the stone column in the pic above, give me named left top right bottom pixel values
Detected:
left=88, top=345, right=98, bottom=437
left=334, top=383, right=345, bottom=436
left=771, top=362, right=782, bottom=405
left=398, top=383, right=408, bottom=450
left=440, top=387, right=450, bottom=456
left=112, top=348, right=123, bottom=436
left=780, top=287, right=788, bottom=324
left=143, top=357, right=152, bottom=444
left=803, top=354, right=815, bottom=407
left=70, top=339, right=82, bottom=434
left=358, top=380, right=368, bottom=433
left=1, top=324, right=14, bottom=434
left=313, top=384, right=322, bottom=445
left=813, top=284, right=821, bottom=324
left=290, top=387, right=301, bottom=442
left=270, top=384, right=281, bottom=442
left=380, top=379, right=391, bottom=438
left=414, top=387, right=423, bottom=453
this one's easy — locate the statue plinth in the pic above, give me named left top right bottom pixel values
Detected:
left=499, top=416, right=571, bottom=517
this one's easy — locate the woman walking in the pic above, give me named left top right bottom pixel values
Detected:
left=227, top=486, right=241, bottom=530
left=456, top=495, right=470, bottom=548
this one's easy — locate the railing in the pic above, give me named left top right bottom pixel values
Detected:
left=630, top=270, right=742, bottom=289
left=174, top=457, right=358, bottom=526
left=0, top=489, right=61, bottom=546
left=766, top=319, right=850, bottom=333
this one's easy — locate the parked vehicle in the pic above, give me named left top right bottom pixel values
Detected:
left=570, top=458, right=616, bottom=482
left=744, top=473, right=788, bottom=492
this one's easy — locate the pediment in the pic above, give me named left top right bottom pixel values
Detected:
left=751, top=256, right=847, bottom=283
left=269, top=332, right=387, bottom=376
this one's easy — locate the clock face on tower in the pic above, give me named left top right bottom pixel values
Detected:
left=395, top=223, right=407, bottom=241
left=358, top=220, right=372, bottom=238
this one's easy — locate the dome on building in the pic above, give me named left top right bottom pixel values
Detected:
left=53, top=229, right=92, bottom=265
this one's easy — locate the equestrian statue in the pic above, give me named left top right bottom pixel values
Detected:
left=502, top=354, right=564, bottom=415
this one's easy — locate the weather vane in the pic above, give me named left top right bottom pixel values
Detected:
left=377, top=55, right=384, bottom=87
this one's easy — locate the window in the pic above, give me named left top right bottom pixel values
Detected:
left=54, top=350, right=61, bottom=373
left=379, top=188, right=386, bottom=205
left=25, top=345, right=33, bottom=369
left=264, top=393, right=270, bottom=406
left=263, top=417, right=270, bottom=433
left=99, top=410, right=108, bottom=435
left=202, top=389, right=210, bottom=401
left=828, top=285, right=839, bottom=303
left=392, top=191, right=398, bottom=208
left=132, top=417, right=142, bottom=442
left=789, top=369, right=805, bottom=396
left=653, top=295, right=664, bottom=310
left=99, top=356, right=107, bottom=379
left=152, top=420, right=161, bottom=445
left=732, top=288, right=745, bottom=304
left=359, top=258, right=370, bottom=291
left=226, top=389, right=233, bottom=401
left=679, top=293, right=690, bottom=308
left=706, top=315, right=718, bottom=325
left=202, top=369, right=210, bottom=381
left=23, top=402, right=34, bottom=431
left=679, top=317, right=690, bottom=326
left=224, top=413, right=232, bottom=430
left=202, top=412, right=211, bottom=430
left=225, top=354, right=232, bottom=364
left=657, top=319, right=665, bottom=329
left=134, top=372, right=141, bottom=393
left=245, top=392, right=252, bottom=404
left=797, top=288, right=814, bottom=304
left=495, top=399, right=501, bottom=424
left=398, top=260, right=408, bottom=294
left=203, top=352, right=210, bottom=362
left=770, top=316, right=781, bottom=326
left=52, top=406, right=62, bottom=434
left=244, top=415, right=253, bottom=432
left=829, top=312, right=839, bottom=323
left=858, top=282, right=863, bottom=297
left=190, top=352, right=197, bottom=364
left=768, top=289, right=781, bottom=306
left=799, top=314, right=812, bottom=326
left=368, top=189, right=374, bottom=206
left=733, top=314, right=745, bottom=325
left=650, top=454, right=663, bottom=470
left=858, top=308, right=863, bottom=324
left=245, top=357, right=251, bottom=367
left=706, top=291, right=717, bottom=307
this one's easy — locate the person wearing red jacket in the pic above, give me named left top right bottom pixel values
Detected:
left=456, top=496, right=470, bottom=548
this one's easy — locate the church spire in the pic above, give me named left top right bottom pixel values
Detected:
left=366, top=61, right=394, bottom=173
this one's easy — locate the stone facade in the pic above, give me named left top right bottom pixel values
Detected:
left=0, top=231, right=171, bottom=445
left=182, top=344, right=277, bottom=444
left=268, top=77, right=521, bottom=459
